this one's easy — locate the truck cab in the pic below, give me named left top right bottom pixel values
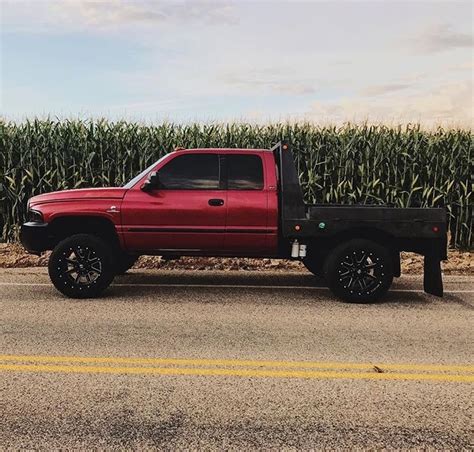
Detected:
left=120, top=148, right=279, bottom=256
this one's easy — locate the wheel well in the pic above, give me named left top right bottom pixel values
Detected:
left=49, top=216, right=120, bottom=249
left=307, top=228, right=397, bottom=262
left=332, top=228, right=396, bottom=248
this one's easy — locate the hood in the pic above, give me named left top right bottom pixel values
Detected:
left=29, top=187, right=128, bottom=206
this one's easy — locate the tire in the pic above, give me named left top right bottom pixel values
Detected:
left=115, top=253, right=138, bottom=275
left=48, top=234, right=115, bottom=298
left=324, top=239, right=394, bottom=303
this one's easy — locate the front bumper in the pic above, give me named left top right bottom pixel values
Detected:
left=20, top=222, right=52, bottom=254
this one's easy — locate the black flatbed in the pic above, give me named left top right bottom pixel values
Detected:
left=271, top=141, right=447, bottom=296
left=305, top=205, right=446, bottom=240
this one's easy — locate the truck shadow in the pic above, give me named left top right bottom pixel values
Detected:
left=115, top=270, right=326, bottom=288
left=105, top=271, right=432, bottom=306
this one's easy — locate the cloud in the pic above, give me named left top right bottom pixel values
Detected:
left=307, top=80, right=473, bottom=127
left=360, top=83, right=412, bottom=97
left=54, top=1, right=168, bottom=26
left=221, top=68, right=317, bottom=95
left=2, top=0, right=238, bottom=32
left=410, top=23, right=473, bottom=53
left=448, top=60, right=474, bottom=72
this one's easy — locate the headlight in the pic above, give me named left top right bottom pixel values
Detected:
left=27, top=209, right=44, bottom=223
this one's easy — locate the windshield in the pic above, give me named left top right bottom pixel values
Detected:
left=123, top=154, right=169, bottom=189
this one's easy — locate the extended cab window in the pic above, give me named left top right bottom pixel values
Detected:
left=227, top=155, right=264, bottom=190
left=159, top=154, right=219, bottom=190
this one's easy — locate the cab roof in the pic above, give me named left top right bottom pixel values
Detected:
left=174, top=147, right=271, bottom=153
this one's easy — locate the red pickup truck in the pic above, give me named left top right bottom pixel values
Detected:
left=21, top=142, right=447, bottom=302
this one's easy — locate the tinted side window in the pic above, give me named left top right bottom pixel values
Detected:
left=227, top=155, right=264, bottom=190
left=159, top=154, right=219, bottom=190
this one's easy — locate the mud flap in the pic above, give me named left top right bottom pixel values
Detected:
left=423, top=255, right=443, bottom=297
left=392, top=252, right=401, bottom=277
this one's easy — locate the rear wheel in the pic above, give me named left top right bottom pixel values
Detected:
left=324, top=239, right=393, bottom=303
left=48, top=234, right=115, bottom=298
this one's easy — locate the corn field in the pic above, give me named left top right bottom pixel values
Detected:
left=0, top=119, right=472, bottom=248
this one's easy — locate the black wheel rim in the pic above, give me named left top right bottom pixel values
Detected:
left=337, top=250, right=385, bottom=296
left=57, top=245, right=102, bottom=287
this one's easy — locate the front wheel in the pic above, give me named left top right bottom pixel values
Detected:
left=324, top=239, right=394, bottom=303
left=48, top=234, right=115, bottom=298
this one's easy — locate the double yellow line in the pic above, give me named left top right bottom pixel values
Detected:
left=0, top=354, right=473, bottom=382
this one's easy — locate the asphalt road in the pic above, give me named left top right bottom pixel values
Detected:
left=1, top=268, right=473, bottom=449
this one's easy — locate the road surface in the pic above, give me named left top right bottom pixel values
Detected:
left=1, top=268, right=473, bottom=449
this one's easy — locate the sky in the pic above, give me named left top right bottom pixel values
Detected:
left=1, top=0, right=473, bottom=126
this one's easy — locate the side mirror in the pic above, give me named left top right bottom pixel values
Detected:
left=141, top=171, right=160, bottom=192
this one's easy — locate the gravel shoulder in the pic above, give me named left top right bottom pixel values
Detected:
left=0, top=243, right=472, bottom=275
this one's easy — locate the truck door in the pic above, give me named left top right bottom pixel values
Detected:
left=121, top=152, right=226, bottom=252
left=223, top=153, right=276, bottom=255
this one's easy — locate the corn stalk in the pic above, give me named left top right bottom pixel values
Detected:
left=0, top=119, right=472, bottom=249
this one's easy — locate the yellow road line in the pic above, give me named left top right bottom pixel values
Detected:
left=1, top=363, right=473, bottom=382
left=0, top=354, right=473, bottom=373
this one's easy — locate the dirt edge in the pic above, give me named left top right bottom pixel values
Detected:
left=0, top=243, right=472, bottom=275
